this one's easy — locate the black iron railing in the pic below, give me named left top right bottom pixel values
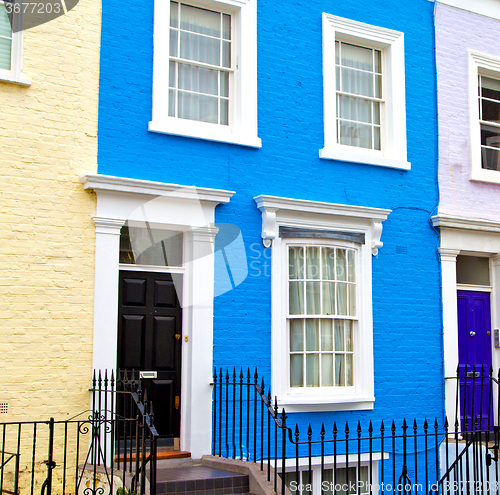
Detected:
left=0, top=370, right=158, bottom=495
left=212, top=367, right=500, bottom=495
left=446, top=365, right=500, bottom=432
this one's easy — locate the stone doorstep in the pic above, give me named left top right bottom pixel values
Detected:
left=200, top=456, right=292, bottom=495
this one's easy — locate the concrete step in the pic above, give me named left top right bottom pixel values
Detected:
left=156, top=465, right=250, bottom=495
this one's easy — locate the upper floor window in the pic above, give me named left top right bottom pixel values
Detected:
left=479, top=75, right=500, bottom=171
left=149, top=0, right=260, bottom=148
left=168, top=2, right=231, bottom=126
left=468, top=51, right=500, bottom=184
left=335, top=41, right=382, bottom=151
left=321, top=14, right=409, bottom=170
left=0, top=0, right=29, bottom=86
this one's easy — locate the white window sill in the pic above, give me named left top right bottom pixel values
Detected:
left=149, top=120, right=262, bottom=149
left=470, top=168, right=500, bottom=185
left=277, top=393, right=375, bottom=412
left=320, top=147, right=410, bottom=170
left=0, top=72, right=31, bottom=86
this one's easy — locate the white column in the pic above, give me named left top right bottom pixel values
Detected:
left=181, top=226, right=218, bottom=459
left=91, top=217, right=125, bottom=374
left=439, top=247, right=460, bottom=425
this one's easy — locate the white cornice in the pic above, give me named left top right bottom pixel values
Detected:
left=431, top=214, right=500, bottom=233
left=254, top=195, right=391, bottom=253
left=81, top=174, right=235, bottom=204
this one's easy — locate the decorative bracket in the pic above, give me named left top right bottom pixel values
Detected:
left=371, top=222, right=383, bottom=256
left=258, top=207, right=278, bottom=248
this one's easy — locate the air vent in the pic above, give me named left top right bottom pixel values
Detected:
left=396, top=246, right=408, bottom=255
left=0, top=403, right=8, bottom=414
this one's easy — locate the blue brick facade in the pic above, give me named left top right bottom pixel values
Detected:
left=97, top=0, right=443, bottom=434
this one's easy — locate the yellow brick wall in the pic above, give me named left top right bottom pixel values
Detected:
left=0, top=0, right=100, bottom=423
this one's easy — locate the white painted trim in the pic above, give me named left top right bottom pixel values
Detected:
left=274, top=453, right=386, bottom=469
left=319, top=148, right=411, bottom=170
left=119, top=263, right=185, bottom=274
left=254, top=194, right=390, bottom=410
left=151, top=0, right=259, bottom=146
left=437, top=0, right=500, bottom=21
left=457, top=284, right=492, bottom=292
left=431, top=214, right=500, bottom=233
left=0, top=0, right=30, bottom=86
left=468, top=51, right=500, bottom=184
left=321, top=13, right=408, bottom=170
left=83, top=174, right=234, bottom=459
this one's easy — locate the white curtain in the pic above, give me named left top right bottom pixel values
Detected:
left=0, top=4, right=11, bottom=71
left=169, top=2, right=229, bottom=124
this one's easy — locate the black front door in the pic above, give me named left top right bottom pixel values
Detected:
left=117, top=270, right=182, bottom=437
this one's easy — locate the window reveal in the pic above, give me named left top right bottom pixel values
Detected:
left=335, top=41, right=382, bottom=151
left=288, top=246, right=356, bottom=388
left=169, top=1, right=231, bottom=125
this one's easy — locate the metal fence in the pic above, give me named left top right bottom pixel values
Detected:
left=212, top=367, right=500, bottom=495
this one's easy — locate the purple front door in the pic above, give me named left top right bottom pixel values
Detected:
left=457, top=290, right=493, bottom=430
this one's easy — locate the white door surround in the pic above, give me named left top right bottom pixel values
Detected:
left=81, top=174, right=235, bottom=458
left=432, top=214, right=500, bottom=423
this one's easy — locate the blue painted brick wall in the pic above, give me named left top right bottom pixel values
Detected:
left=98, top=0, right=443, bottom=431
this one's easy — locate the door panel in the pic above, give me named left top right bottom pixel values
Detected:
left=457, top=290, right=492, bottom=430
left=118, top=271, right=182, bottom=437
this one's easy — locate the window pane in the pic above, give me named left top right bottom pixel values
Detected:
left=482, top=146, right=500, bottom=171
left=323, top=470, right=334, bottom=495
left=347, top=250, right=355, bottom=282
left=482, top=98, right=500, bottom=123
left=335, top=40, right=339, bottom=65
left=289, top=281, right=304, bottom=315
left=374, top=49, right=381, bottom=73
left=289, top=247, right=304, bottom=279
left=338, top=95, right=372, bottom=124
left=374, top=126, right=381, bottom=151
left=346, top=354, right=353, bottom=386
left=178, top=91, right=218, bottom=123
left=349, top=284, right=356, bottom=316
left=180, top=4, right=220, bottom=37
left=305, top=319, right=319, bottom=351
left=341, top=43, right=373, bottom=71
left=322, top=247, right=335, bottom=280
left=306, top=247, right=320, bottom=279
left=339, top=120, right=373, bottom=149
left=481, top=76, right=500, bottom=101
left=335, top=355, right=345, bottom=386
left=481, top=123, right=500, bottom=148
left=373, top=102, right=380, bottom=125
left=336, top=249, right=347, bottom=281
left=178, top=63, right=218, bottom=95
left=220, top=99, right=228, bottom=126
left=341, top=67, right=373, bottom=97
left=169, top=61, right=176, bottom=87
left=220, top=72, right=229, bottom=97
left=345, top=321, right=353, bottom=351
left=290, top=319, right=303, bottom=352
left=321, top=354, right=333, bottom=386
left=322, top=282, right=335, bottom=315
left=169, top=28, right=178, bottom=57
left=306, top=355, right=319, bottom=387
left=334, top=320, right=344, bottom=351
left=306, top=281, right=320, bottom=314
left=169, top=89, right=176, bottom=117
left=290, top=355, right=303, bottom=387
left=375, top=74, right=382, bottom=98
left=336, top=282, right=348, bottom=315
left=170, top=1, right=178, bottom=27
left=222, top=14, right=231, bottom=40
left=321, top=319, right=333, bottom=351
left=222, top=40, right=231, bottom=68
left=0, top=5, right=11, bottom=71
left=180, top=31, right=220, bottom=66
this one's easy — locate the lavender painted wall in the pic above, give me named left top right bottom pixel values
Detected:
left=436, top=3, right=500, bottom=219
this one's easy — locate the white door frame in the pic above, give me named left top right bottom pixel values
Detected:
left=81, top=174, right=235, bottom=458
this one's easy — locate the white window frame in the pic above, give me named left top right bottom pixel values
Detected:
left=0, top=0, right=30, bottom=86
left=320, top=13, right=409, bottom=170
left=254, top=195, right=391, bottom=412
left=149, top=0, right=260, bottom=148
left=468, top=50, right=500, bottom=184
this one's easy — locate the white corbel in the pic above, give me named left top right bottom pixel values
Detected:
left=259, top=206, right=278, bottom=247
left=371, top=221, right=383, bottom=256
